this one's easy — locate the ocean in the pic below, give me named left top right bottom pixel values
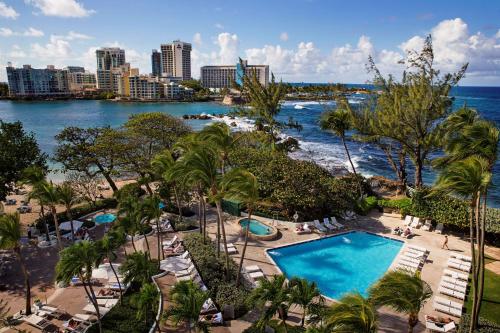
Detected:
left=0, top=85, right=498, bottom=207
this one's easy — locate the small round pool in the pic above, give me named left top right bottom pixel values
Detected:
left=94, top=213, right=117, bottom=224
left=238, top=218, right=278, bottom=241
left=159, top=202, right=166, bottom=209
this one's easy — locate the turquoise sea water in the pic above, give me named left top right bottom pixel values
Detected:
left=267, top=231, right=403, bottom=299
left=240, top=218, right=272, bottom=235
left=0, top=85, right=498, bottom=206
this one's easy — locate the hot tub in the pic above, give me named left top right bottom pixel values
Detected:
left=238, top=218, right=278, bottom=241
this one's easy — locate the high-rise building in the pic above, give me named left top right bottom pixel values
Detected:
left=96, top=47, right=126, bottom=91
left=160, top=40, right=191, bottom=80
left=6, top=64, right=70, bottom=96
left=151, top=49, right=161, bottom=77
left=64, top=66, right=97, bottom=92
left=200, top=59, right=269, bottom=89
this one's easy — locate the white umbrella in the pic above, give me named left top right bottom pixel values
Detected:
left=59, top=220, right=84, bottom=232
left=160, top=259, right=190, bottom=272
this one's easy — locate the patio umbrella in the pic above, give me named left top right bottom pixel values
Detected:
left=91, top=267, right=108, bottom=279
left=59, top=220, right=84, bottom=232
left=160, top=259, right=189, bottom=272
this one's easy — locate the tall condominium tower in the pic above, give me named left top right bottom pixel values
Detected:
left=96, top=47, right=126, bottom=91
left=151, top=49, right=161, bottom=77
left=160, top=40, right=191, bottom=80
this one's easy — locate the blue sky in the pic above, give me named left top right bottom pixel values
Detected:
left=1, top=0, right=499, bottom=85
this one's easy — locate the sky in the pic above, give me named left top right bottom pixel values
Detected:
left=0, top=0, right=499, bottom=85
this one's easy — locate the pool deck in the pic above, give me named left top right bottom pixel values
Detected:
left=205, top=210, right=476, bottom=333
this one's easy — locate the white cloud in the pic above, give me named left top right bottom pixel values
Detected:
left=193, top=32, right=202, bottom=47
left=59, top=30, right=91, bottom=40
left=26, top=0, right=95, bottom=17
left=280, top=32, right=289, bottom=42
left=215, top=23, right=224, bottom=30
left=31, top=35, right=72, bottom=59
left=0, top=27, right=44, bottom=37
left=217, top=32, right=239, bottom=64
left=0, top=2, right=19, bottom=19
left=9, top=45, right=27, bottom=58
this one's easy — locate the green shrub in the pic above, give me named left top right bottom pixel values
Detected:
left=229, top=147, right=362, bottom=220
left=35, top=198, right=117, bottom=231
left=242, top=320, right=306, bottom=333
left=458, top=314, right=500, bottom=333
left=355, top=196, right=378, bottom=215
left=173, top=220, right=199, bottom=231
left=377, top=197, right=412, bottom=211
left=214, top=282, right=248, bottom=318
left=114, top=183, right=146, bottom=201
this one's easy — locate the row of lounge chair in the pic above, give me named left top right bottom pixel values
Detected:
left=396, top=244, right=429, bottom=273
left=403, top=215, right=444, bottom=234
left=295, top=217, right=346, bottom=235
left=151, top=214, right=174, bottom=233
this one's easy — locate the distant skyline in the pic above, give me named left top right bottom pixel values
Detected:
left=0, top=0, right=499, bottom=85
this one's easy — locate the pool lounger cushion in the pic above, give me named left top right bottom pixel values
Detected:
left=434, top=296, right=463, bottom=310
left=440, top=280, right=466, bottom=294
left=442, top=275, right=468, bottom=288
left=443, top=269, right=469, bottom=281
left=245, top=265, right=261, bottom=273
left=249, top=271, right=265, bottom=280
left=438, top=286, right=465, bottom=300
left=433, top=301, right=462, bottom=317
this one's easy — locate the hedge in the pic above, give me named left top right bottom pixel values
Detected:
left=458, top=314, right=500, bottom=333
left=378, top=190, right=500, bottom=234
left=114, top=182, right=146, bottom=201
left=182, top=233, right=248, bottom=317
left=35, top=198, right=118, bottom=231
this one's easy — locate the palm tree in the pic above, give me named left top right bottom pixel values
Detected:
left=0, top=213, right=32, bottom=315
left=56, top=241, right=103, bottom=333
left=151, top=150, right=185, bottom=223
left=133, top=283, right=160, bottom=331
left=22, top=166, right=50, bottom=241
left=249, top=274, right=291, bottom=333
left=369, top=269, right=432, bottom=333
left=221, top=168, right=259, bottom=286
left=320, top=98, right=363, bottom=197
left=56, top=182, right=80, bottom=242
left=119, top=251, right=156, bottom=286
left=325, top=292, right=377, bottom=333
left=37, top=181, right=63, bottom=250
left=289, top=277, right=324, bottom=327
left=141, top=195, right=163, bottom=263
left=163, top=280, right=209, bottom=333
left=432, top=156, right=491, bottom=329
left=199, top=122, right=241, bottom=174
left=95, top=231, right=125, bottom=302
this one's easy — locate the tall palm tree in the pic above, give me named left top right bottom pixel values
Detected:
left=56, top=182, right=80, bottom=242
left=320, top=99, right=363, bottom=197
left=119, top=251, right=156, bottom=286
left=37, top=181, right=63, bottom=250
left=221, top=168, right=259, bottom=286
left=249, top=274, right=291, bottom=333
left=152, top=150, right=185, bottom=224
left=369, top=270, right=432, bottom=333
left=95, top=231, right=125, bottom=302
left=141, top=195, right=163, bottom=263
left=22, top=166, right=50, bottom=241
left=289, top=277, right=324, bottom=327
left=325, top=292, right=377, bottom=333
left=199, top=122, right=241, bottom=174
left=56, top=241, right=103, bottom=333
left=133, top=283, right=160, bottom=331
left=0, top=213, right=32, bottom=315
left=432, top=156, right=491, bottom=329
left=163, top=280, right=209, bottom=333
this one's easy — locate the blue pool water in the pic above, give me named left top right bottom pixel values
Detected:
left=240, top=218, right=272, bottom=235
left=94, top=213, right=117, bottom=224
left=159, top=202, right=166, bottom=209
left=267, top=231, right=403, bottom=299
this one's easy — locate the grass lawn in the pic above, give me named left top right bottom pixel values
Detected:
left=465, top=259, right=500, bottom=325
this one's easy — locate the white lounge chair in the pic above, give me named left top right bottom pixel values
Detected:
left=402, top=227, right=414, bottom=238
left=82, top=304, right=111, bottom=316
left=400, top=255, right=423, bottom=265
left=313, top=220, right=327, bottom=233
left=403, top=215, right=413, bottom=226
left=442, top=276, right=468, bottom=288
left=450, top=253, right=472, bottom=262
left=425, top=318, right=457, bottom=332
left=404, top=251, right=425, bottom=259
left=323, top=218, right=337, bottom=230
left=410, top=217, right=421, bottom=228
left=330, top=217, right=344, bottom=229
left=440, top=281, right=466, bottom=294
left=175, top=264, right=198, bottom=277
left=162, top=235, right=179, bottom=247
left=435, top=223, right=444, bottom=234
left=248, top=271, right=265, bottom=280
left=438, top=286, right=465, bottom=300
left=408, top=244, right=427, bottom=253
left=396, top=263, right=417, bottom=273
left=434, top=296, right=463, bottom=310
left=447, top=259, right=471, bottom=272
left=398, top=259, right=420, bottom=269
left=422, top=220, right=433, bottom=231
left=295, top=223, right=312, bottom=234
left=443, top=269, right=469, bottom=281
left=245, top=265, right=261, bottom=273
left=220, top=243, right=238, bottom=254
left=433, top=301, right=462, bottom=317
left=24, top=314, right=54, bottom=331
left=200, top=298, right=218, bottom=315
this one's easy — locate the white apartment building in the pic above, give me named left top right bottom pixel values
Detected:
left=200, top=59, right=269, bottom=89
left=160, top=41, right=191, bottom=81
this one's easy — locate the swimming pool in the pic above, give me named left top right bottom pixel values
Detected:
left=94, top=213, right=117, bottom=224
left=267, top=231, right=403, bottom=299
left=240, top=218, right=272, bottom=235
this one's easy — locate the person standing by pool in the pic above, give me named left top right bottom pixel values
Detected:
left=442, top=235, right=449, bottom=250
